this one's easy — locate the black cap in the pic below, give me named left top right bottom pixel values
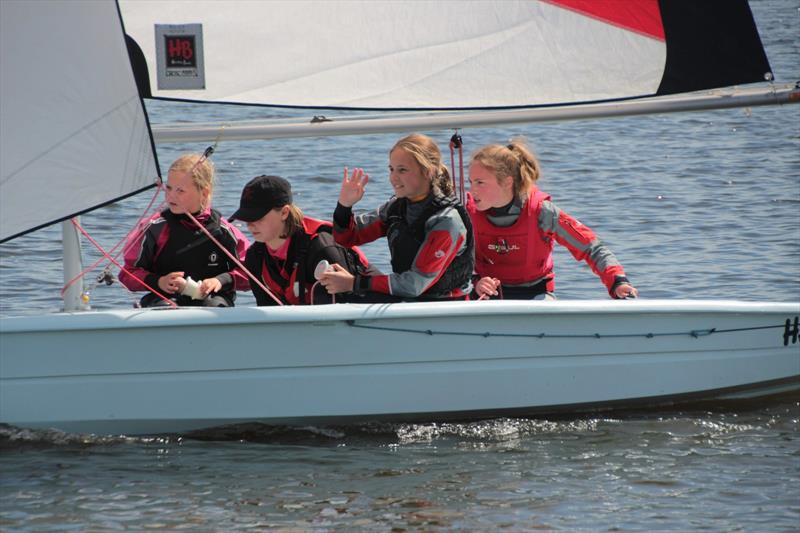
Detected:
left=230, top=175, right=292, bottom=222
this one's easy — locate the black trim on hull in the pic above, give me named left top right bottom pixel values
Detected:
left=657, top=0, right=772, bottom=95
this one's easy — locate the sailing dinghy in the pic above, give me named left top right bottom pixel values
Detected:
left=1, top=0, right=798, bottom=436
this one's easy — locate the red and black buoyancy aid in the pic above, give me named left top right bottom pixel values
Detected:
left=385, top=195, right=474, bottom=297
left=468, top=189, right=554, bottom=285
left=246, top=217, right=368, bottom=305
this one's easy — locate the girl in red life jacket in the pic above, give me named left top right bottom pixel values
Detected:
left=467, top=139, right=638, bottom=300
left=119, top=153, right=250, bottom=307
left=229, top=175, right=374, bottom=305
left=319, top=133, right=474, bottom=302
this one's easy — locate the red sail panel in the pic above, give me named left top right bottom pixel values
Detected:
left=542, top=0, right=664, bottom=41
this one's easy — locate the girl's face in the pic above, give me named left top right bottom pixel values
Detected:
left=165, top=169, right=208, bottom=214
left=388, top=148, right=431, bottom=201
left=469, top=162, right=514, bottom=211
left=246, top=206, right=288, bottom=247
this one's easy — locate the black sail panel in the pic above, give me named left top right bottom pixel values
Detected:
left=657, top=0, right=772, bottom=95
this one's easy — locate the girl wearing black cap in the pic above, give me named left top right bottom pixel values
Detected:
left=230, top=175, right=374, bottom=305
left=120, top=153, right=250, bottom=307
left=321, top=133, right=474, bottom=302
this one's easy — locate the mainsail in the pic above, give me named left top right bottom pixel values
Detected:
left=0, top=0, right=159, bottom=243
left=120, top=0, right=772, bottom=110
left=120, top=0, right=797, bottom=144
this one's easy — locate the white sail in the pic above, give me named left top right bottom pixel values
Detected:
left=118, top=0, right=773, bottom=110
left=0, top=0, right=159, bottom=243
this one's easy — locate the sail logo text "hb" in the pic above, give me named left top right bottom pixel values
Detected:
left=165, top=36, right=196, bottom=68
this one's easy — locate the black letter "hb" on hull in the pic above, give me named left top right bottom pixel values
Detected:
left=783, top=316, right=799, bottom=346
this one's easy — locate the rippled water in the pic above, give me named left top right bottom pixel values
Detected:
left=1, top=0, right=799, bottom=530
left=1, top=400, right=797, bottom=531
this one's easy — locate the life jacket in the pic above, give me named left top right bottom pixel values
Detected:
left=467, top=189, right=554, bottom=285
left=247, top=217, right=367, bottom=305
left=155, top=209, right=239, bottom=299
left=386, top=195, right=474, bottom=297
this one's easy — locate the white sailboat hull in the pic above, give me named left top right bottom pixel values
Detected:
left=1, top=300, right=798, bottom=436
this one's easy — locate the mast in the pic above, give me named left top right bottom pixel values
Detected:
left=62, top=219, right=90, bottom=312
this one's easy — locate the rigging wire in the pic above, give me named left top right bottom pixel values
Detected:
left=60, top=183, right=166, bottom=298
left=345, top=321, right=787, bottom=340
left=70, top=218, right=177, bottom=308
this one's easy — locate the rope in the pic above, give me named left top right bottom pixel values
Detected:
left=310, top=281, right=335, bottom=305
left=449, top=131, right=465, bottom=204
left=61, top=183, right=165, bottom=297
left=70, top=218, right=177, bottom=307
left=345, top=321, right=787, bottom=339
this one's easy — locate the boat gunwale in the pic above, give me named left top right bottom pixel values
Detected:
left=1, top=299, right=798, bottom=334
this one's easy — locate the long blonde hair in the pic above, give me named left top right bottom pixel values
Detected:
left=168, top=153, right=216, bottom=208
left=391, top=134, right=454, bottom=197
left=471, top=138, right=541, bottom=199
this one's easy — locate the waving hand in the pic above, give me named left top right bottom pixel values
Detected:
left=338, top=167, right=369, bottom=207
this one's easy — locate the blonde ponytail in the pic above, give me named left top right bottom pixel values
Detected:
left=434, top=162, right=454, bottom=197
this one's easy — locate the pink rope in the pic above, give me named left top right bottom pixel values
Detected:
left=457, top=141, right=465, bottom=205
left=70, top=218, right=176, bottom=308
left=61, top=184, right=165, bottom=297
left=449, top=143, right=458, bottom=196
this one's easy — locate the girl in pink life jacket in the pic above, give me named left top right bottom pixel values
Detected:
left=467, top=139, right=638, bottom=300
left=119, top=154, right=250, bottom=307
left=229, top=175, right=374, bottom=305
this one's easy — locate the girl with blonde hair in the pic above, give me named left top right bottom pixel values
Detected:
left=120, top=153, right=250, bottom=307
left=320, top=133, right=474, bottom=301
left=468, top=139, right=637, bottom=300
